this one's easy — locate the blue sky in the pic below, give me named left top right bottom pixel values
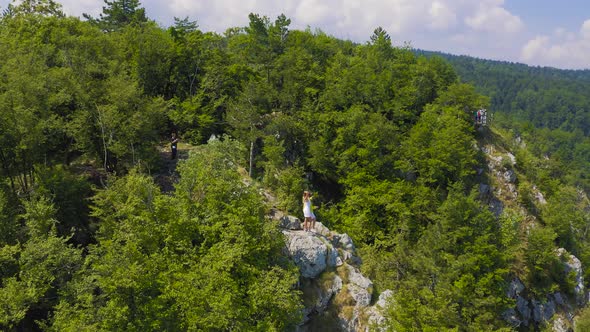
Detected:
left=2, top=0, right=589, bottom=69
left=504, top=0, right=588, bottom=34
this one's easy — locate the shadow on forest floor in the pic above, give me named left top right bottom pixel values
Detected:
left=153, top=143, right=193, bottom=193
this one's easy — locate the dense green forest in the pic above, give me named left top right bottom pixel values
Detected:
left=420, top=50, right=590, bottom=193
left=1, top=0, right=590, bottom=331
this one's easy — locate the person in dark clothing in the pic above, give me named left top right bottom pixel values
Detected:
left=170, top=133, right=179, bottom=160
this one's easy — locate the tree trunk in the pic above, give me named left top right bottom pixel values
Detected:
left=249, top=140, right=254, bottom=178
left=96, top=106, right=108, bottom=172
left=0, top=149, right=16, bottom=194
left=131, top=143, right=136, bottom=166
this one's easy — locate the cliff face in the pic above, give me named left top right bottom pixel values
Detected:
left=479, top=128, right=588, bottom=331
left=271, top=209, right=390, bottom=331
left=267, top=127, right=590, bottom=331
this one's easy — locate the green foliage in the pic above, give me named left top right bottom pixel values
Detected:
left=0, top=195, right=82, bottom=330
left=421, top=50, right=590, bottom=133
left=524, top=226, right=562, bottom=295
left=34, top=165, right=94, bottom=244
left=576, top=306, right=590, bottom=332
left=4, top=0, right=65, bottom=18
left=498, top=208, right=522, bottom=251
left=542, top=186, right=589, bottom=255
left=0, top=189, right=19, bottom=246
left=51, top=140, right=302, bottom=331
left=424, top=50, right=590, bottom=192
left=383, top=187, right=511, bottom=331
left=400, top=105, right=478, bottom=187
left=517, top=181, right=537, bottom=213
left=264, top=164, right=306, bottom=214
left=308, top=106, right=400, bottom=186
left=83, top=0, right=148, bottom=32
left=3, top=6, right=589, bottom=330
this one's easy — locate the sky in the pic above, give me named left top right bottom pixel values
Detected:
left=1, top=0, right=590, bottom=70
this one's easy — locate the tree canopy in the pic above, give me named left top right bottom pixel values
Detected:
left=0, top=2, right=589, bottom=330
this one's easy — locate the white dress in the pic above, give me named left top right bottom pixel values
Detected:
left=303, top=199, right=314, bottom=218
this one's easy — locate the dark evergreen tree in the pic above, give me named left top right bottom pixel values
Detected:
left=83, top=0, right=147, bottom=32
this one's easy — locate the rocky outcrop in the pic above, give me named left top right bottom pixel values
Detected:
left=503, top=169, right=517, bottom=183
left=553, top=316, right=569, bottom=332
left=558, top=248, right=586, bottom=306
left=273, top=213, right=390, bottom=331
left=363, top=290, right=393, bottom=332
left=283, top=232, right=329, bottom=278
left=503, top=249, right=587, bottom=329
left=532, top=185, right=547, bottom=205
left=280, top=215, right=304, bottom=230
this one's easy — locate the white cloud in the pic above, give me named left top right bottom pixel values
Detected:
left=0, top=0, right=523, bottom=41
left=465, top=3, right=523, bottom=33
left=295, top=0, right=335, bottom=25
left=554, top=27, right=566, bottom=38
left=429, top=1, right=457, bottom=30
left=62, top=0, right=102, bottom=17
left=165, top=0, right=203, bottom=16
left=581, top=19, right=590, bottom=38
left=520, top=19, right=590, bottom=69
left=1, top=0, right=100, bottom=18
left=129, top=0, right=522, bottom=44
left=521, top=36, right=550, bottom=61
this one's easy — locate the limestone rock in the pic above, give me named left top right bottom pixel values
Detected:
left=516, top=296, right=531, bottom=324
left=342, top=250, right=353, bottom=262
left=479, top=183, right=491, bottom=197
left=327, top=245, right=339, bottom=268
left=502, top=308, right=521, bottom=328
left=507, top=278, right=525, bottom=298
left=503, top=169, right=517, bottom=183
left=532, top=300, right=542, bottom=323
left=279, top=215, right=302, bottom=230
left=489, top=197, right=504, bottom=217
left=300, top=274, right=343, bottom=325
left=507, top=183, right=518, bottom=198
left=317, top=275, right=343, bottom=311
left=269, top=208, right=284, bottom=220
left=506, top=152, right=516, bottom=166
left=347, top=284, right=371, bottom=308
left=313, top=221, right=331, bottom=237
left=339, top=234, right=356, bottom=253
left=282, top=216, right=387, bottom=332
left=542, top=300, right=556, bottom=321
left=283, top=231, right=327, bottom=278
left=532, top=185, right=547, bottom=205
left=346, top=264, right=373, bottom=291
left=364, top=290, right=394, bottom=332
left=553, top=292, right=565, bottom=306
left=531, top=299, right=556, bottom=323
left=376, top=290, right=393, bottom=308
left=343, top=264, right=373, bottom=308
left=553, top=316, right=568, bottom=332
left=558, top=248, right=587, bottom=306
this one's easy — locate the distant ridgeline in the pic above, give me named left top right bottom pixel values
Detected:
left=415, top=49, right=590, bottom=135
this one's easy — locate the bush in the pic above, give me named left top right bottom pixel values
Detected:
left=34, top=166, right=93, bottom=245
left=575, top=306, right=590, bottom=332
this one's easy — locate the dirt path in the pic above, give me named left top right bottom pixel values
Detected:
left=153, top=143, right=193, bottom=193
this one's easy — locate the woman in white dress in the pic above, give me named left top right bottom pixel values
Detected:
left=302, top=191, right=315, bottom=232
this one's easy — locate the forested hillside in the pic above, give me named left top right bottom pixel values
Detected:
left=1, top=0, right=590, bottom=331
left=417, top=50, right=590, bottom=133
left=419, top=50, right=590, bottom=193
